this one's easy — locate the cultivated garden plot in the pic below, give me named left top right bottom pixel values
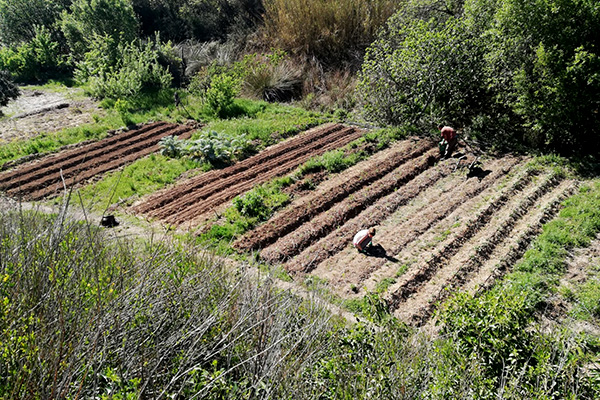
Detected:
left=0, top=121, right=196, bottom=200
left=134, top=123, right=364, bottom=226
left=228, top=137, right=579, bottom=326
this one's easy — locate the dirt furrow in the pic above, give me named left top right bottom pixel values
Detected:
left=234, top=139, right=436, bottom=254
left=0, top=122, right=170, bottom=189
left=462, top=180, right=579, bottom=295
left=133, top=123, right=346, bottom=215
left=19, top=125, right=195, bottom=200
left=256, top=147, right=439, bottom=263
left=148, top=128, right=362, bottom=221
left=291, top=157, right=523, bottom=280
left=8, top=125, right=193, bottom=199
left=163, top=128, right=365, bottom=225
left=392, top=172, right=564, bottom=325
left=385, top=169, right=557, bottom=312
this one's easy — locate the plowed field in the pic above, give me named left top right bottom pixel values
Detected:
left=228, top=136, right=578, bottom=326
left=0, top=121, right=196, bottom=201
left=134, top=123, right=365, bottom=226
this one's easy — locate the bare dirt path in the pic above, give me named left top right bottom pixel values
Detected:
left=0, top=87, right=104, bottom=143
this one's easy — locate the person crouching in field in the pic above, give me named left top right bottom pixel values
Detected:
left=353, top=227, right=376, bottom=252
left=438, top=124, right=458, bottom=158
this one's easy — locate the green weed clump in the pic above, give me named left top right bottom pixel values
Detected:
left=202, top=179, right=292, bottom=245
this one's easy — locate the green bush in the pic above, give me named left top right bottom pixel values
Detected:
left=358, top=0, right=600, bottom=154
left=0, top=26, right=66, bottom=82
left=76, top=34, right=173, bottom=99
left=204, top=72, right=240, bottom=117
left=0, top=70, right=19, bottom=110
left=61, top=0, right=138, bottom=60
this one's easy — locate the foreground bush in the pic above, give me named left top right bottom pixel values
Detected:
left=0, top=204, right=332, bottom=398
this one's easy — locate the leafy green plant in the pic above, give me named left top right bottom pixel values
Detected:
left=184, top=130, right=248, bottom=165
left=159, top=135, right=185, bottom=158
left=204, top=72, right=240, bottom=117
left=114, top=98, right=133, bottom=126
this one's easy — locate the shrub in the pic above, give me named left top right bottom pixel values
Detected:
left=204, top=73, right=240, bottom=117
left=0, top=26, right=66, bottom=82
left=0, top=70, right=19, bottom=110
left=76, top=34, right=173, bottom=99
left=60, top=0, right=139, bottom=60
left=238, top=51, right=302, bottom=102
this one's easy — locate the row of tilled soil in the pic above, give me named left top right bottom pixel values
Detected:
left=135, top=123, right=365, bottom=226
left=386, top=169, right=555, bottom=310
left=0, top=122, right=195, bottom=200
left=291, top=156, right=523, bottom=283
left=234, top=138, right=437, bottom=254
left=402, top=179, right=579, bottom=326
left=133, top=123, right=349, bottom=216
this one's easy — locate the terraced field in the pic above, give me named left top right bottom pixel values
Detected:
left=0, top=119, right=578, bottom=327
left=0, top=121, right=196, bottom=200
left=134, top=123, right=365, bottom=226
left=229, top=136, right=578, bottom=326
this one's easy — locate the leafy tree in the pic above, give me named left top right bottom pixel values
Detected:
left=60, top=0, right=138, bottom=60
left=0, top=26, right=66, bottom=82
left=358, top=0, right=600, bottom=154
left=358, top=2, right=489, bottom=131
left=482, top=0, right=600, bottom=153
left=0, top=0, right=68, bottom=45
left=0, top=70, right=19, bottom=111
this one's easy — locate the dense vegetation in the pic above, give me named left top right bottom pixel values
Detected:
left=358, top=0, right=600, bottom=154
left=2, top=0, right=600, bottom=398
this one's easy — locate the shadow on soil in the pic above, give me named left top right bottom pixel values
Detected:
left=364, top=244, right=399, bottom=263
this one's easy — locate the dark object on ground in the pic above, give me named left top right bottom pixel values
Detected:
left=467, top=159, right=491, bottom=180
left=100, top=215, right=119, bottom=228
left=364, top=243, right=398, bottom=263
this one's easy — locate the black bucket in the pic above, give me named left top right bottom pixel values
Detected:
left=100, top=215, right=119, bottom=228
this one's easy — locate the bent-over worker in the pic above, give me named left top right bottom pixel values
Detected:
left=438, top=125, right=458, bottom=158
left=353, top=227, right=376, bottom=252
